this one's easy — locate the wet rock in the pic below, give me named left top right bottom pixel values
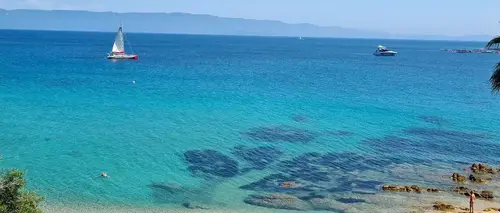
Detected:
left=427, top=188, right=440, bottom=193
left=184, top=150, right=239, bottom=178
left=382, top=184, right=439, bottom=193
left=382, top=184, right=405, bottom=192
left=242, top=126, right=317, bottom=143
left=232, top=146, right=283, bottom=170
left=433, top=201, right=456, bottom=211
left=452, top=173, right=466, bottom=183
left=468, top=174, right=491, bottom=183
left=452, top=187, right=488, bottom=198
left=182, top=202, right=210, bottom=210
left=410, top=185, right=422, bottom=193
left=244, top=193, right=311, bottom=211
left=471, top=163, right=495, bottom=174
left=480, top=190, right=494, bottom=199
left=453, top=186, right=473, bottom=196
left=309, top=198, right=343, bottom=211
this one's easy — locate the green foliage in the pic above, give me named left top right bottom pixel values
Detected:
left=487, top=36, right=500, bottom=92
left=0, top=169, right=43, bottom=213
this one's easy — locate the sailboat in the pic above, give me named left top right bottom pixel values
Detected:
left=107, top=26, right=138, bottom=60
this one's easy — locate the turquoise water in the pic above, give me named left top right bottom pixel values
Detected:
left=1, top=30, right=500, bottom=210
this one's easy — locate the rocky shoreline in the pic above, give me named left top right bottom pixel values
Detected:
left=238, top=163, right=500, bottom=212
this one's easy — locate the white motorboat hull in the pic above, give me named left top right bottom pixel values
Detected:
left=374, top=51, right=397, bottom=56
left=107, top=54, right=138, bottom=60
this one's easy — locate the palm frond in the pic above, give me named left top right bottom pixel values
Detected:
left=490, top=62, right=500, bottom=92
left=486, top=36, right=500, bottom=49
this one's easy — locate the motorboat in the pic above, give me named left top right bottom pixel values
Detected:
left=374, top=45, right=397, bottom=56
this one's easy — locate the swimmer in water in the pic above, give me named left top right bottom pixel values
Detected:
left=101, top=172, right=109, bottom=178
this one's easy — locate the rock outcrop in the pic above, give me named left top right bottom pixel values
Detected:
left=433, top=201, right=456, bottom=211
left=452, top=173, right=466, bottom=183
left=471, top=163, right=495, bottom=174
left=382, top=184, right=439, bottom=193
left=481, top=190, right=494, bottom=199
left=453, top=187, right=494, bottom=199
left=469, top=174, right=491, bottom=183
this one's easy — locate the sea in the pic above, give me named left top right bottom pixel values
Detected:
left=0, top=30, right=500, bottom=212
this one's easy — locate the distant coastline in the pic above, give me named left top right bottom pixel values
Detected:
left=0, top=9, right=493, bottom=42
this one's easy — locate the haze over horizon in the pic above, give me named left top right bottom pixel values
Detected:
left=1, top=0, right=499, bottom=36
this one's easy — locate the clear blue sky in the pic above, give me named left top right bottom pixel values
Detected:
left=1, top=0, right=499, bottom=36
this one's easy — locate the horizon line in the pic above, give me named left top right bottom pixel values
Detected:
left=0, top=28, right=490, bottom=43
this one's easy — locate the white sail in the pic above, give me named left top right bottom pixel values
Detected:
left=111, top=27, right=125, bottom=53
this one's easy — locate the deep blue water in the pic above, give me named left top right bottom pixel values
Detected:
left=1, top=30, right=500, bottom=210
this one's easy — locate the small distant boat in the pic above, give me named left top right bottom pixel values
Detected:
left=374, top=45, right=397, bottom=56
left=299, top=37, right=303, bottom=40
left=107, top=26, right=138, bottom=60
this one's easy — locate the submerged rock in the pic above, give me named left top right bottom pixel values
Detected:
left=232, top=146, right=282, bottom=170
left=468, top=174, right=491, bottom=183
left=419, top=116, right=448, bottom=125
left=335, top=197, right=366, bottom=204
left=184, top=149, right=239, bottom=178
left=242, top=126, right=317, bottom=143
left=292, top=115, right=310, bottom=123
left=239, top=173, right=319, bottom=193
left=433, top=201, right=456, bottom=211
left=309, top=198, right=343, bottom=211
left=182, top=202, right=210, bottom=210
left=244, top=193, right=311, bottom=211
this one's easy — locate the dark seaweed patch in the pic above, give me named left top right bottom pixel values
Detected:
left=292, top=115, right=310, bottom=123
left=335, top=198, right=366, bottom=204
left=242, top=126, right=317, bottom=143
left=150, top=182, right=195, bottom=204
left=327, top=130, right=355, bottom=136
left=184, top=150, right=239, bottom=178
left=365, top=127, right=500, bottom=164
left=404, top=127, right=487, bottom=141
left=418, top=116, right=448, bottom=125
left=328, top=177, right=382, bottom=194
left=239, top=174, right=313, bottom=193
left=232, top=146, right=283, bottom=170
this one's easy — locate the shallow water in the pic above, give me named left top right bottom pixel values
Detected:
left=1, top=30, right=499, bottom=211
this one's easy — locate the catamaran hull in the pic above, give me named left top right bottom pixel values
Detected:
left=107, top=55, right=138, bottom=60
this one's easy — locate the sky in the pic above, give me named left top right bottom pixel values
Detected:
left=0, top=0, right=499, bottom=36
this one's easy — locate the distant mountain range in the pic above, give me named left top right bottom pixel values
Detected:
left=0, top=9, right=493, bottom=41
